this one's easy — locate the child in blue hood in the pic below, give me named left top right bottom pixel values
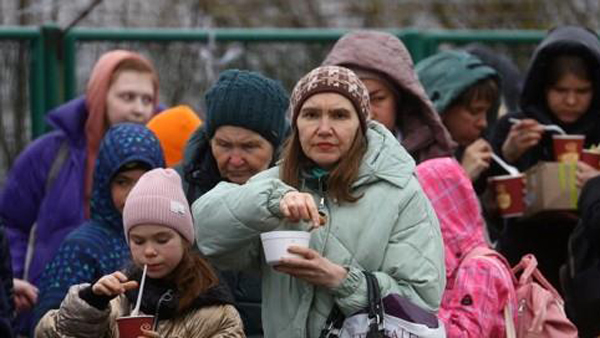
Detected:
left=31, top=123, right=165, bottom=334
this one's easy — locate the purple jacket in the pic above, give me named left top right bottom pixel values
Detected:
left=0, top=97, right=88, bottom=286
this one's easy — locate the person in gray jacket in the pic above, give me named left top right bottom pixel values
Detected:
left=193, top=65, right=445, bottom=337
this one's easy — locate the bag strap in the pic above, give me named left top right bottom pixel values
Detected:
left=319, top=271, right=386, bottom=338
left=22, top=139, right=69, bottom=281
left=505, top=303, right=517, bottom=338
left=363, top=271, right=385, bottom=335
left=512, top=254, right=562, bottom=298
left=319, top=303, right=344, bottom=338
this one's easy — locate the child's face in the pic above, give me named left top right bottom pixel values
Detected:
left=128, top=225, right=185, bottom=279
left=111, top=169, right=147, bottom=214
left=442, top=98, right=491, bottom=146
left=546, top=73, right=593, bottom=124
left=106, top=70, right=155, bottom=126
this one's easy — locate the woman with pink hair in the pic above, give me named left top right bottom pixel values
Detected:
left=0, top=50, right=160, bottom=335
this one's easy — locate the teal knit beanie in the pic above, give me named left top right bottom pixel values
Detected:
left=205, top=69, right=289, bottom=148
left=415, top=50, right=498, bottom=114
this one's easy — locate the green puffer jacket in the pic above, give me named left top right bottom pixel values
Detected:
left=193, top=121, right=445, bottom=338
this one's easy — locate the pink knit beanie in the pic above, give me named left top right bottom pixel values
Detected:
left=123, top=168, right=194, bottom=244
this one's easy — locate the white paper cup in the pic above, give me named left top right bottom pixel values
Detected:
left=260, top=231, right=311, bottom=265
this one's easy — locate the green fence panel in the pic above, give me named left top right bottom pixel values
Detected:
left=1, top=26, right=553, bottom=140
left=0, top=26, right=45, bottom=138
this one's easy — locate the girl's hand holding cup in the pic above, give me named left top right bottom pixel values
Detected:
left=92, top=271, right=138, bottom=297
left=140, top=327, right=161, bottom=338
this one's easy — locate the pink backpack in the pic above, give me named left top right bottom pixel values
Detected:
left=464, top=249, right=578, bottom=337
left=510, top=254, right=578, bottom=338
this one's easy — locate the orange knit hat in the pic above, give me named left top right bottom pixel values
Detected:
left=147, top=105, right=202, bottom=167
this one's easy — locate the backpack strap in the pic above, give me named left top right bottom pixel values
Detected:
left=22, top=139, right=70, bottom=281
left=463, top=246, right=497, bottom=262
left=505, top=302, right=517, bottom=338
left=46, top=139, right=70, bottom=191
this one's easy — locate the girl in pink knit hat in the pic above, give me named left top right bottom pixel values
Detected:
left=35, top=168, right=244, bottom=338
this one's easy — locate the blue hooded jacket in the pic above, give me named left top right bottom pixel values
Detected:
left=32, top=123, right=165, bottom=332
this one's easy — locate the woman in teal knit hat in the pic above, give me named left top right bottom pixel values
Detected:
left=416, top=50, right=500, bottom=185
left=179, top=69, right=289, bottom=203
left=178, top=68, right=289, bottom=337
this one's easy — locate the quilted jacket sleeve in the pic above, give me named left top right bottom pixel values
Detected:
left=34, top=284, right=115, bottom=338
left=192, top=176, right=295, bottom=271
left=177, top=304, right=244, bottom=338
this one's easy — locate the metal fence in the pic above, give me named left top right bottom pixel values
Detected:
left=0, top=26, right=548, bottom=182
left=1, top=26, right=548, bottom=138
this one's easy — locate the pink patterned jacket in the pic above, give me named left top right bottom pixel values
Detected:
left=416, top=157, right=517, bottom=338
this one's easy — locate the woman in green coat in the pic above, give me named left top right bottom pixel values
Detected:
left=193, top=65, right=445, bottom=337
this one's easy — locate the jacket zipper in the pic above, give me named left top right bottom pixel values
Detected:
left=316, top=176, right=332, bottom=255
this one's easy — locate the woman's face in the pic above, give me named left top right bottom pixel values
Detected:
left=361, top=78, right=397, bottom=131
left=129, top=225, right=185, bottom=279
left=296, top=92, right=360, bottom=169
left=546, top=73, right=593, bottom=124
left=210, top=126, right=274, bottom=184
left=106, top=70, right=155, bottom=126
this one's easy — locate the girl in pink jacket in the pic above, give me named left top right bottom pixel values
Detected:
left=416, top=157, right=517, bottom=337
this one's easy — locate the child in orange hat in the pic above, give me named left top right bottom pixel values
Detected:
left=147, top=105, right=203, bottom=167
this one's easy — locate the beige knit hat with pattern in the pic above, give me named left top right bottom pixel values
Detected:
left=289, top=65, right=371, bottom=133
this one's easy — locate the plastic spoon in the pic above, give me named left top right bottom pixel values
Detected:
left=491, top=153, right=520, bottom=176
left=509, top=118, right=566, bottom=135
left=131, top=264, right=147, bottom=317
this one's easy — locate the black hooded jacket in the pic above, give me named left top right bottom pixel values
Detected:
left=562, top=176, right=600, bottom=337
left=491, top=26, right=600, bottom=171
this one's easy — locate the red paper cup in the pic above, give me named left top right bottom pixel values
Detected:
left=116, top=315, right=154, bottom=338
left=581, top=149, right=600, bottom=170
left=488, top=174, right=525, bottom=218
left=552, top=134, right=584, bottom=162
